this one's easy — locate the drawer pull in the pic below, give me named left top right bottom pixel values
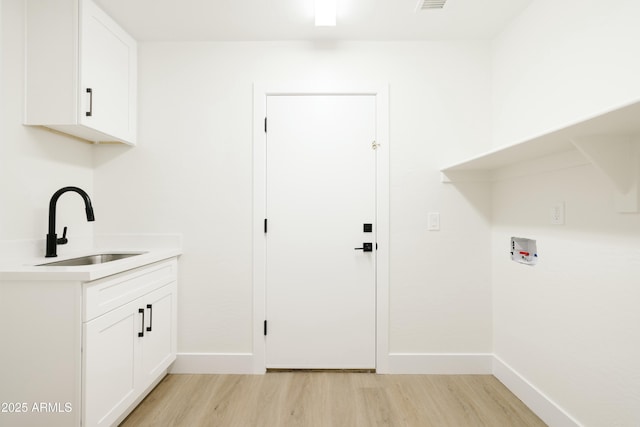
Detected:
left=146, top=304, right=153, bottom=332
left=86, top=88, right=93, bottom=117
left=138, top=308, right=145, bottom=337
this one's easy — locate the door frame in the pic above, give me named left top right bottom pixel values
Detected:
left=252, top=81, right=390, bottom=374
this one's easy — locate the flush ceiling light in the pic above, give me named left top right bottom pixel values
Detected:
left=315, top=0, right=337, bottom=26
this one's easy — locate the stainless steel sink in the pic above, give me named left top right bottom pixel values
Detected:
left=38, top=252, right=146, bottom=267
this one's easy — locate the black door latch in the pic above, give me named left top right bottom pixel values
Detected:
left=354, top=243, right=373, bottom=252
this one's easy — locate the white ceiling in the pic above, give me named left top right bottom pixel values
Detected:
left=94, top=0, right=533, bottom=42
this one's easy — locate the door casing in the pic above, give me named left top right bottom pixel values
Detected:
left=252, top=81, right=390, bottom=373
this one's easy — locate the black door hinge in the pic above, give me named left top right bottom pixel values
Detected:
left=264, top=117, right=267, bottom=133
left=264, top=320, right=268, bottom=336
left=264, top=218, right=268, bottom=233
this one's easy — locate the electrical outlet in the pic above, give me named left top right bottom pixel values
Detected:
left=550, top=202, right=565, bottom=225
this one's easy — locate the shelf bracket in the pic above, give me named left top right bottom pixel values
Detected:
left=571, top=135, right=640, bottom=213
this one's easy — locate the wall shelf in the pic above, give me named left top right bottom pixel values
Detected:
left=441, top=100, right=640, bottom=212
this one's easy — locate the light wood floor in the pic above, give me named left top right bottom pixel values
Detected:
left=121, top=373, right=547, bottom=427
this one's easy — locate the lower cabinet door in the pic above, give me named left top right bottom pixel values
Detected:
left=139, top=282, right=177, bottom=391
left=83, top=300, right=141, bottom=427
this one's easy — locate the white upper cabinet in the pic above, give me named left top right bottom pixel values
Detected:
left=25, top=0, right=137, bottom=145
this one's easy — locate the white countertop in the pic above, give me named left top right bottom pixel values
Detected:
left=0, top=247, right=182, bottom=281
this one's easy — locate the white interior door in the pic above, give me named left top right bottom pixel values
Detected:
left=265, top=95, right=377, bottom=369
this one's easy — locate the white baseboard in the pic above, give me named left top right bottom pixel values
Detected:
left=388, top=353, right=494, bottom=374
left=170, top=353, right=255, bottom=374
left=170, top=352, right=493, bottom=375
left=493, top=356, right=582, bottom=427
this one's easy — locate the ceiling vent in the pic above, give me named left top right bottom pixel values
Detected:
left=416, top=0, right=448, bottom=10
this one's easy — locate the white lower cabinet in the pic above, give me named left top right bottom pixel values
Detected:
left=139, top=286, right=176, bottom=387
left=83, top=282, right=177, bottom=426
left=83, top=260, right=178, bottom=426
left=0, top=257, right=177, bottom=427
left=83, top=299, right=139, bottom=427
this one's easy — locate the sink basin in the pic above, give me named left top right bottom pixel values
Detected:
left=38, top=252, right=146, bottom=267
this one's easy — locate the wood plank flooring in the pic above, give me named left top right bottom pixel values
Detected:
left=120, top=373, right=547, bottom=427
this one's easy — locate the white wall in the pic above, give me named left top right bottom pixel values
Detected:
left=0, top=0, right=94, bottom=254
left=492, top=0, right=640, bottom=147
left=492, top=165, right=640, bottom=427
left=93, top=41, right=494, bottom=361
left=490, top=0, right=640, bottom=425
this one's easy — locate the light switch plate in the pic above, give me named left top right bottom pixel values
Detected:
left=428, top=212, right=440, bottom=231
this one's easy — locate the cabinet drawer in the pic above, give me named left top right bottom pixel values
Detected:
left=84, top=259, right=177, bottom=321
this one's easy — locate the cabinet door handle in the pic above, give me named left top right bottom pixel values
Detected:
left=86, top=88, right=93, bottom=117
left=138, top=308, right=145, bottom=337
left=146, top=304, right=153, bottom=332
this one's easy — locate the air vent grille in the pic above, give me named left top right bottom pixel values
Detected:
left=416, top=0, right=447, bottom=10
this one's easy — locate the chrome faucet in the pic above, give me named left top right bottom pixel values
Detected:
left=45, top=186, right=95, bottom=258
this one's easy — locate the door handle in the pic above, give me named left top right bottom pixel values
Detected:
left=354, top=243, right=373, bottom=252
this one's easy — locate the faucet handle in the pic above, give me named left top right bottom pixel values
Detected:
left=56, top=226, right=68, bottom=245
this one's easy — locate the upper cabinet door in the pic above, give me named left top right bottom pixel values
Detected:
left=79, top=0, right=137, bottom=143
left=24, top=0, right=137, bottom=145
